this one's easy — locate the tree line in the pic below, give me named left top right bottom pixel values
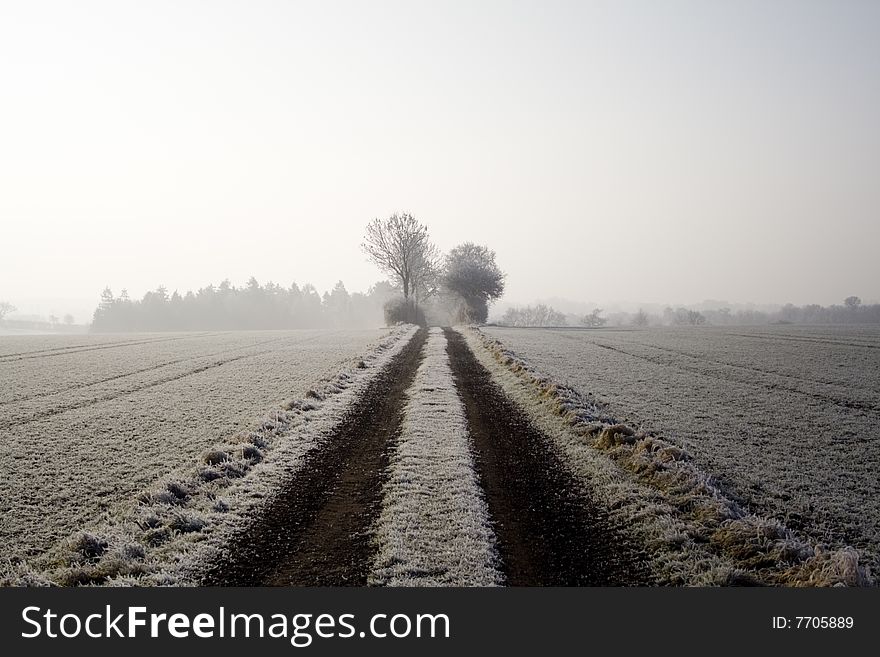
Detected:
left=91, top=279, right=398, bottom=332
left=497, top=296, right=880, bottom=328
left=89, top=212, right=507, bottom=332
left=82, top=208, right=879, bottom=332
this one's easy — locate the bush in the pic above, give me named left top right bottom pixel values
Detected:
left=384, top=297, right=426, bottom=326
left=456, top=298, right=489, bottom=324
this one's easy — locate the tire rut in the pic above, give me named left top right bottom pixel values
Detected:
left=444, top=328, right=650, bottom=586
left=204, top=328, right=428, bottom=586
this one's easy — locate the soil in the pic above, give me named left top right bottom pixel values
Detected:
left=444, top=328, right=650, bottom=585
left=203, top=328, right=428, bottom=585
left=205, top=326, right=648, bottom=586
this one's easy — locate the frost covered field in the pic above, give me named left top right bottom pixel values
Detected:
left=0, top=329, right=394, bottom=568
left=482, top=325, right=880, bottom=574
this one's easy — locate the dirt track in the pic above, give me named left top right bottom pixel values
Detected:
left=204, top=328, right=428, bottom=585
left=205, top=327, right=648, bottom=586
left=444, top=329, right=649, bottom=585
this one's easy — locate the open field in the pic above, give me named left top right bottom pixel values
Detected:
left=1, top=325, right=874, bottom=586
left=0, top=329, right=395, bottom=564
left=482, top=325, right=880, bottom=574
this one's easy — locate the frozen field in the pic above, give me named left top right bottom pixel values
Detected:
left=483, top=325, right=880, bottom=572
left=0, top=329, right=393, bottom=562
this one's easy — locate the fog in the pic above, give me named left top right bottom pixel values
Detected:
left=2, top=1, right=879, bottom=324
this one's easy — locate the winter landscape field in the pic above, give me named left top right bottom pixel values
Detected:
left=3, top=14, right=880, bottom=657
left=480, top=324, right=880, bottom=579
left=1, top=323, right=875, bottom=587
left=0, top=329, right=397, bottom=572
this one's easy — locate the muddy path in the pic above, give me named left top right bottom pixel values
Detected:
left=444, top=328, right=650, bottom=586
left=204, top=328, right=428, bottom=586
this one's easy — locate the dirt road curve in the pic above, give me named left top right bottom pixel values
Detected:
left=206, top=328, right=647, bottom=586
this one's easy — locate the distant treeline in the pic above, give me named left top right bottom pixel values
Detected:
left=497, top=297, right=880, bottom=328
left=689, top=300, right=880, bottom=326
left=499, top=304, right=569, bottom=327
left=1, top=318, right=84, bottom=333
left=91, top=278, right=397, bottom=332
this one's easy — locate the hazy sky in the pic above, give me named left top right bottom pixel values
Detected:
left=2, top=0, right=878, bottom=321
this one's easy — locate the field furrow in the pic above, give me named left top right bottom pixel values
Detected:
left=726, top=332, right=880, bottom=350
left=0, top=333, right=217, bottom=362
left=0, top=334, right=323, bottom=424
left=586, top=339, right=880, bottom=414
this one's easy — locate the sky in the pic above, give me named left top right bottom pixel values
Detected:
left=1, top=0, right=879, bottom=322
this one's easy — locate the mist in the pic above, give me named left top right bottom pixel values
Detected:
left=2, top=1, right=879, bottom=325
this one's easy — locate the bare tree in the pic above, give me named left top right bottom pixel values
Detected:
left=581, top=308, right=607, bottom=327
left=362, top=213, right=439, bottom=303
left=501, top=304, right=567, bottom=327
left=0, top=301, right=15, bottom=322
left=664, top=306, right=707, bottom=326
left=632, top=308, right=650, bottom=327
left=409, top=249, right=441, bottom=305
